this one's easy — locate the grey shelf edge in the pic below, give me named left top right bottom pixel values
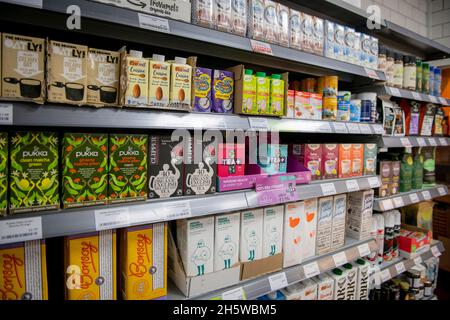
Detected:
left=0, top=0, right=385, bottom=82
left=373, top=185, right=449, bottom=211
left=382, top=136, right=450, bottom=148
left=379, top=240, right=445, bottom=283
left=168, top=237, right=377, bottom=300
left=0, top=176, right=380, bottom=242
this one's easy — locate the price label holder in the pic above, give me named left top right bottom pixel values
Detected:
left=318, top=122, right=332, bottom=133
left=0, top=103, right=13, bottom=125
left=422, top=190, right=432, bottom=201
left=249, top=117, right=269, bottom=131
left=359, top=123, right=372, bottom=134
left=333, top=122, right=348, bottom=134
left=393, top=197, right=405, bottom=208
left=95, top=207, right=130, bottom=231
left=138, top=13, right=170, bottom=33
left=439, top=138, right=448, bottom=146
left=411, top=92, right=422, bottom=101
left=346, top=180, right=360, bottom=192
left=365, top=68, right=380, bottom=79
left=303, top=261, right=321, bottom=278
left=268, top=272, right=288, bottom=291
left=431, top=246, right=442, bottom=257
left=320, top=183, right=337, bottom=196
left=250, top=40, right=273, bottom=55
left=438, top=187, right=447, bottom=196
left=382, top=199, right=394, bottom=211
left=373, top=125, right=385, bottom=134
left=162, top=201, right=192, bottom=221
left=400, top=137, right=412, bottom=147
left=372, top=266, right=382, bottom=286
left=346, top=122, right=360, bottom=134
left=395, top=262, right=406, bottom=275
left=332, top=251, right=348, bottom=267
left=368, top=177, right=380, bottom=188
left=380, top=269, right=391, bottom=282
left=409, top=193, right=420, bottom=203
left=429, top=95, right=438, bottom=103
left=222, top=287, right=246, bottom=300
left=438, top=97, right=448, bottom=105
left=428, top=138, right=437, bottom=146
left=358, top=243, right=371, bottom=257
left=389, top=87, right=401, bottom=97
left=414, top=256, right=423, bottom=265
left=416, top=138, right=426, bottom=147
left=0, top=217, right=43, bottom=244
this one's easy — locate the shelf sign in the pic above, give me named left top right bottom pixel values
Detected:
left=357, top=243, right=371, bottom=257
left=439, top=138, right=448, bottom=146
left=414, top=256, right=422, bottom=265
left=422, top=190, right=432, bottom=200
left=0, top=103, right=13, bottom=125
left=138, top=13, right=170, bottom=33
left=382, top=199, right=394, bottom=211
left=364, top=68, right=380, bottom=80
left=380, top=269, right=391, bottom=282
left=332, top=251, right=348, bottom=267
left=333, top=122, right=348, bottom=134
left=395, top=262, right=406, bottom=275
left=389, top=87, right=401, bottom=97
left=373, top=125, right=385, bottom=134
left=250, top=40, right=273, bottom=55
left=255, top=175, right=298, bottom=206
left=438, top=97, right=448, bottom=105
left=428, top=138, right=437, bottom=146
left=359, top=123, right=372, bottom=134
left=318, top=122, right=332, bottom=133
left=0, top=217, right=42, bottom=244
left=416, top=138, right=426, bottom=147
left=411, top=92, right=422, bottom=101
left=268, top=272, right=288, bottom=291
left=429, top=95, right=438, bottom=103
left=409, top=193, right=420, bottom=203
left=368, top=177, right=380, bottom=188
left=222, top=287, right=246, bottom=300
left=2, top=0, right=42, bottom=8
left=393, top=197, right=404, bottom=208
left=95, top=207, right=130, bottom=231
left=320, top=182, right=337, bottom=196
left=162, top=201, right=192, bottom=221
left=438, top=187, right=447, bottom=196
left=431, top=246, right=442, bottom=257
left=249, top=117, right=269, bottom=130
left=400, top=138, right=412, bottom=147
left=303, top=261, right=320, bottom=278
left=345, top=179, right=360, bottom=192
left=346, top=122, right=360, bottom=134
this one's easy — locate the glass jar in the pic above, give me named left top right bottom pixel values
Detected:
left=378, top=45, right=387, bottom=72
left=393, top=52, right=404, bottom=88
left=424, top=281, right=433, bottom=297
left=416, top=59, right=422, bottom=92
left=422, top=62, right=430, bottom=94
left=386, top=49, right=395, bottom=86
left=403, top=55, right=416, bottom=90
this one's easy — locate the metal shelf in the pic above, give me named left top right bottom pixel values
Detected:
left=168, top=237, right=377, bottom=300
left=0, top=176, right=380, bottom=243
left=382, top=136, right=450, bottom=148
left=373, top=185, right=449, bottom=211
left=0, top=0, right=385, bottom=82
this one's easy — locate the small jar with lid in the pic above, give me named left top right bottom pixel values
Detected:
left=422, top=62, right=430, bottom=93
left=408, top=288, right=418, bottom=300
left=416, top=59, right=422, bottom=92
left=403, top=55, right=416, bottom=90
left=406, top=270, right=421, bottom=288
left=393, top=52, right=404, bottom=88
left=424, top=281, right=433, bottom=297
left=386, top=49, right=395, bottom=86
left=378, top=45, right=387, bottom=72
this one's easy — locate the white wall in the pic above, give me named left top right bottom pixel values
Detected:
left=430, top=0, right=450, bottom=47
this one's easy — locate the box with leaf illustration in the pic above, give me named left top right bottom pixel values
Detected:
left=0, top=132, right=8, bottom=215
left=109, top=134, right=148, bottom=204
left=62, top=133, right=108, bottom=208
left=9, top=132, right=59, bottom=213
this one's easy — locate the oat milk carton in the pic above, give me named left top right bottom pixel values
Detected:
left=331, top=194, right=347, bottom=250
left=214, top=212, right=240, bottom=271
left=354, top=259, right=370, bottom=300
left=283, top=201, right=303, bottom=267
left=240, top=209, right=263, bottom=262
left=342, top=263, right=357, bottom=300
left=262, top=205, right=284, bottom=258
left=330, top=268, right=347, bottom=300
left=316, top=196, right=333, bottom=255
left=301, top=198, right=318, bottom=261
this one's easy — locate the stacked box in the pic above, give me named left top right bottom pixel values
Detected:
left=346, top=189, right=374, bottom=240
left=262, top=205, right=284, bottom=258
left=214, top=212, right=240, bottom=271
left=301, top=198, right=318, bottom=261
left=331, top=194, right=347, bottom=249
left=240, top=209, right=263, bottom=263
left=316, top=196, right=333, bottom=255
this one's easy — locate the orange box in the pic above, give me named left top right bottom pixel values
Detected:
left=338, top=144, right=352, bottom=178
left=351, top=144, right=364, bottom=177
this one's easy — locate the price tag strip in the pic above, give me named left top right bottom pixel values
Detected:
left=411, top=92, right=422, bottom=101
left=250, top=39, right=273, bottom=55
left=138, top=13, right=170, bottom=33
left=416, top=138, right=426, bottom=147
left=332, top=251, right=348, bottom=267
left=414, top=256, right=423, bottom=265
left=438, top=97, right=448, bottom=105
left=318, top=122, right=332, bottom=133
left=368, top=177, right=380, bottom=188
left=382, top=199, right=394, bottom=211
left=249, top=117, right=269, bottom=131
left=359, top=123, right=372, bottom=134
left=345, top=180, right=360, bottom=192
left=95, top=207, right=130, bottom=231
left=357, top=243, right=371, bottom=257
left=320, top=183, right=337, bottom=196
left=346, top=123, right=360, bottom=134
left=392, top=197, right=405, bottom=208
left=161, top=201, right=192, bottom=221
left=439, top=138, right=448, bottom=146
left=380, top=269, right=391, bottom=282
left=428, top=138, right=437, bottom=146
left=373, top=125, right=385, bottom=135
left=431, top=246, right=441, bottom=257
left=409, top=193, right=419, bottom=203
left=0, top=217, right=43, bottom=244
left=394, top=262, right=406, bottom=275
left=421, top=190, right=432, bottom=201
left=400, top=137, right=412, bottom=147
left=222, top=287, right=246, bottom=300
left=303, top=261, right=321, bottom=279
left=0, top=103, right=13, bottom=125
left=438, top=187, right=447, bottom=196
left=333, top=122, right=348, bottom=134
left=268, top=272, right=288, bottom=292
left=389, top=87, right=401, bottom=97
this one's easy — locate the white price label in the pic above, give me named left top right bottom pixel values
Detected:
left=400, top=138, right=412, bottom=147
left=411, top=92, right=422, bottom=101
left=250, top=39, right=273, bottom=55
left=422, top=190, right=432, bottom=200
left=318, top=122, right=332, bottom=133
left=373, top=267, right=382, bottom=286
left=138, top=13, right=170, bottom=33
left=439, top=97, right=448, bottom=105
left=162, top=201, right=192, bottom=221
left=332, top=251, right=348, bottom=267
left=416, top=138, right=426, bottom=147
left=346, top=180, right=360, bottom=192
left=0, top=217, right=42, bottom=244
left=346, top=123, right=361, bottom=134
left=368, top=177, right=380, bottom=188
left=358, top=243, right=371, bottom=257
left=389, top=87, right=401, bottom=97
left=431, top=246, right=442, bottom=257
left=374, top=125, right=385, bottom=134
left=95, top=207, right=130, bottom=231
left=364, top=68, right=380, bottom=79
left=395, top=262, right=406, bottom=275
left=333, top=122, right=348, bottom=133
left=429, top=95, right=438, bottom=103
left=0, top=103, right=13, bottom=125
left=409, top=193, right=420, bottom=203
left=303, top=261, right=321, bottom=278
left=222, top=287, right=246, bottom=300
left=268, top=272, right=288, bottom=291
left=249, top=117, right=269, bottom=130
left=380, top=269, right=391, bottom=282
left=428, top=138, right=437, bottom=146
left=393, top=197, right=405, bottom=208
left=359, top=123, right=372, bottom=134
left=439, top=138, right=448, bottom=146
left=414, top=256, right=423, bottom=265
left=320, top=183, right=337, bottom=196
left=438, top=187, right=447, bottom=196
left=382, top=199, right=394, bottom=211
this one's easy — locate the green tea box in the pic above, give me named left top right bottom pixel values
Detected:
left=109, top=134, right=148, bottom=203
left=0, top=133, right=8, bottom=216
left=9, top=132, right=59, bottom=213
left=62, top=133, right=108, bottom=208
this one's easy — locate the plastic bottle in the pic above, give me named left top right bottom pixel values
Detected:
left=416, top=59, right=422, bottom=92
left=393, top=52, right=404, bottom=88
left=392, top=211, right=401, bottom=259
left=403, top=55, right=416, bottom=91
left=374, top=214, right=385, bottom=264
left=385, top=49, right=395, bottom=87
left=422, top=62, right=430, bottom=94
left=367, top=217, right=378, bottom=264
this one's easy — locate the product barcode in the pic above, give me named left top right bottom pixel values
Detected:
left=1, top=231, right=38, bottom=240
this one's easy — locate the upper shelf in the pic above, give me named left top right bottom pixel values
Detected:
left=382, top=136, right=450, bottom=148
left=0, top=0, right=385, bottom=83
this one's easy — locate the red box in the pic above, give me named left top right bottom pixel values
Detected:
left=322, top=144, right=338, bottom=179
left=399, top=225, right=432, bottom=258
left=217, top=143, right=245, bottom=177
left=288, top=144, right=322, bottom=181
left=351, top=144, right=364, bottom=177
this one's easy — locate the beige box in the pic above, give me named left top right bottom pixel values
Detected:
left=301, top=198, right=318, bottom=261
left=2, top=33, right=45, bottom=103
left=331, top=194, right=347, bottom=249
left=346, top=190, right=374, bottom=240
left=119, top=50, right=149, bottom=107
left=148, top=54, right=170, bottom=109
left=47, top=40, right=88, bottom=105
left=283, top=201, right=303, bottom=267
left=169, top=57, right=192, bottom=110
left=87, top=48, right=120, bottom=106
left=316, top=196, right=333, bottom=255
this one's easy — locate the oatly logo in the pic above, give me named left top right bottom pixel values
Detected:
left=76, top=147, right=98, bottom=158
left=119, top=147, right=139, bottom=157
left=4, top=37, right=42, bottom=52
left=23, top=146, right=47, bottom=157
left=88, top=52, right=119, bottom=64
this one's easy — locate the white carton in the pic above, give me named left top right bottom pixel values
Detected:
left=346, top=190, right=374, bottom=240
left=331, top=194, right=347, bottom=250
left=281, top=282, right=302, bottom=300
left=301, top=198, right=318, bottom=261
left=298, top=279, right=318, bottom=300
left=262, top=205, right=284, bottom=258
left=330, top=268, right=347, bottom=300
left=334, top=24, right=345, bottom=61
left=344, top=27, right=356, bottom=64
left=176, top=216, right=215, bottom=277
left=313, top=274, right=335, bottom=300
left=354, top=259, right=370, bottom=300
left=342, top=264, right=357, bottom=300
left=283, top=201, right=304, bottom=267
left=240, top=209, right=263, bottom=262
left=316, top=197, right=333, bottom=255
left=214, top=212, right=240, bottom=271
left=324, top=20, right=335, bottom=59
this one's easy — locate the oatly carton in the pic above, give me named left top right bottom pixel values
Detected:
left=316, top=196, right=333, bottom=255
left=148, top=135, right=185, bottom=199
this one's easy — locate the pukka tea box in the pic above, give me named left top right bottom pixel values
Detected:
left=342, top=263, right=357, bottom=300
left=119, top=223, right=167, bottom=300
left=331, top=194, right=347, bottom=250
left=148, top=135, right=185, bottom=199
left=338, top=144, right=352, bottom=178
left=351, top=144, right=364, bottom=177
left=184, top=135, right=217, bottom=196
left=354, top=259, right=370, bottom=300
left=212, top=69, right=234, bottom=113
left=0, top=132, right=8, bottom=216
left=108, top=134, right=148, bottom=204
left=217, top=143, right=245, bottom=177
left=9, top=132, right=59, bottom=213
left=301, top=198, right=318, bottom=261
left=120, top=50, right=149, bottom=107
left=283, top=201, right=304, bottom=267
left=177, top=216, right=214, bottom=276
left=64, top=230, right=117, bottom=300
left=330, top=268, right=347, bottom=300
left=316, top=196, right=333, bottom=255
left=193, top=67, right=212, bottom=112
left=346, top=189, right=374, bottom=240
left=47, top=40, right=88, bottom=105
left=313, top=274, right=334, bottom=300
left=2, top=33, right=45, bottom=103
left=87, top=48, right=120, bottom=106
left=0, top=240, right=48, bottom=300
left=214, top=212, right=240, bottom=271
left=322, top=144, right=338, bottom=179
left=262, top=205, right=284, bottom=258
left=363, top=144, right=377, bottom=176
left=240, top=209, right=263, bottom=263
left=62, top=133, right=108, bottom=208
left=148, top=54, right=170, bottom=109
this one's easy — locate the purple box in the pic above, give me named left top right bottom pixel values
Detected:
left=193, top=67, right=212, bottom=112
left=212, top=70, right=234, bottom=113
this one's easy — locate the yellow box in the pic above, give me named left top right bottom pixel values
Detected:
left=120, top=223, right=167, bottom=300
left=64, top=230, right=117, bottom=300
left=0, top=240, right=48, bottom=300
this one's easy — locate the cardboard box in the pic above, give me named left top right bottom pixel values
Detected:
left=316, top=197, right=333, bottom=255
left=288, top=144, right=322, bottom=181
left=191, top=65, right=212, bottom=112
left=176, top=217, right=215, bottom=277
left=398, top=225, right=432, bottom=258
left=391, top=160, right=400, bottom=195
left=119, top=50, right=149, bottom=107
left=214, top=212, right=240, bottom=271
left=338, top=144, right=352, bottom=178
left=376, top=160, right=392, bottom=198
left=354, top=259, right=369, bottom=300
left=0, top=240, right=48, bottom=300
left=0, top=132, right=7, bottom=216
left=301, top=198, right=318, bottom=260
left=322, top=144, right=338, bottom=179
left=262, top=205, right=284, bottom=258
left=108, top=134, right=147, bottom=204
left=169, top=57, right=192, bottom=110
left=351, top=144, right=364, bottom=177
left=286, top=90, right=295, bottom=118
left=246, top=144, right=287, bottom=175
left=62, top=133, right=108, bottom=208
left=147, top=54, right=170, bottom=109
left=148, top=134, right=184, bottom=199
left=2, top=33, right=45, bottom=103
left=329, top=268, right=347, bottom=300
left=217, top=143, right=245, bottom=177
left=281, top=282, right=302, bottom=300
left=119, top=223, right=167, bottom=300
left=65, top=230, right=117, bottom=300
left=9, top=132, right=59, bottom=213
left=47, top=40, right=88, bottom=105
left=346, top=190, right=374, bottom=240
left=313, top=274, right=334, bottom=300
left=240, top=209, right=263, bottom=262
left=240, top=253, right=283, bottom=281
left=363, top=144, right=377, bottom=176
left=331, top=194, right=347, bottom=249
left=283, top=201, right=303, bottom=267
left=299, top=279, right=318, bottom=300
left=212, top=69, right=234, bottom=113
left=87, top=48, right=120, bottom=106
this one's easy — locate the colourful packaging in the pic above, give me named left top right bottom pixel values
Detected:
left=391, top=161, right=400, bottom=195
left=376, top=160, right=391, bottom=198
left=249, top=144, right=287, bottom=175
left=337, top=91, right=351, bottom=121
left=310, top=93, right=323, bottom=120
left=323, top=97, right=338, bottom=121
left=322, top=144, right=338, bottom=179
left=169, top=57, right=192, bottom=109
left=294, top=91, right=312, bottom=119
left=0, top=133, right=7, bottom=216
left=316, top=196, right=333, bottom=255
left=419, top=103, right=435, bottom=136
left=121, top=54, right=149, bottom=106
left=242, top=69, right=257, bottom=114
left=283, top=201, right=303, bottom=267
left=338, top=144, right=352, bottom=178
left=344, top=27, right=356, bottom=64
left=212, top=69, right=234, bottom=113
left=262, top=205, right=284, bottom=258
left=313, top=274, right=334, bottom=300
left=301, top=198, right=318, bottom=261
left=277, top=3, right=289, bottom=47
left=350, top=99, right=361, bottom=122
left=230, top=0, right=247, bottom=36
left=331, top=194, right=347, bottom=250
left=256, top=72, right=270, bottom=114
left=269, top=74, right=284, bottom=116
left=401, top=100, right=420, bottom=135
left=400, top=153, right=413, bottom=192
left=119, top=223, right=167, bottom=300
left=300, top=12, right=314, bottom=53
left=286, top=90, right=295, bottom=118
left=289, top=9, right=302, bottom=50
left=214, top=212, right=240, bottom=271
left=363, top=144, right=377, bottom=176
left=217, top=143, right=245, bottom=177
left=299, top=144, right=322, bottom=180
left=351, top=144, right=364, bottom=177
left=193, top=67, right=212, bottom=112
left=240, top=209, right=264, bottom=262
left=248, top=0, right=265, bottom=41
